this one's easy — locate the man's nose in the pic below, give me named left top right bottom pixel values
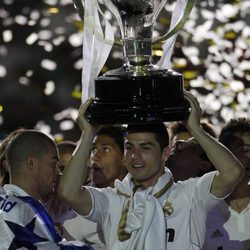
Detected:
left=132, top=148, right=141, bottom=159
left=91, top=150, right=102, bottom=161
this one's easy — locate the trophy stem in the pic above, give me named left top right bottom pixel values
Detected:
left=125, top=39, right=152, bottom=61
left=124, top=39, right=153, bottom=75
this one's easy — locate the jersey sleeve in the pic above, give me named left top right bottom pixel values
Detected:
left=193, top=171, right=227, bottom=212
left=183, top=172, right=224, bottom=247
left=82, top=186, right=110, bottom=224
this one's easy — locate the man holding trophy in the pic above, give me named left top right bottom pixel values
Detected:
left=58, top=0, right=244, bottom=249
left=59, top=92, right=244, bottom=249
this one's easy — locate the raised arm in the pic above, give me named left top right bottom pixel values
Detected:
left=58, top=99, right=95, bottom=215
left=184, top=91, right=244, bottom=198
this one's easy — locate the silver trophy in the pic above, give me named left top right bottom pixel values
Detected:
left=73, top=0, right=195, bottom=124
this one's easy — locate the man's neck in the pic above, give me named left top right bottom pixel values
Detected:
left=10, top=178, right=40, bottom=201
left=226, top=196, right=250, bottom=213
left=226, top=182, right=250, bottom=213
left=133, top=167, right=165, bottom=189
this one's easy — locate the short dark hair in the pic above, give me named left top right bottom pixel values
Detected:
left=219, top=117, right=250, bottom=148
left=169, top=120, right=217, bottom=142
left=96, top=125, right=125, bottom=153
left=126, top=123, right=169, bottom=150
left=5, top=129, right=56, bottom=170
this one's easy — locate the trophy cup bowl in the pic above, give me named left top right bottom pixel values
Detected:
left=75, top=0, right=193, bottom=124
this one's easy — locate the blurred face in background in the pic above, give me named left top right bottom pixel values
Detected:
left=57, top=151, right=72, bottom=176
left=167, top=139, right=211, bottom=182
left=171, top=131, right=192, bottom=147
left=90, top=134, right=126, bottom=188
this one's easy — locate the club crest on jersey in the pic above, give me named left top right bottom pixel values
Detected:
left=163, top=201, right=174, bottom=216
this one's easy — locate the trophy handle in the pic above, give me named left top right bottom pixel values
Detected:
left=152, top=0, right=195, bottom=45
left=72, top=0, right=195, bottom=47
left=113, top=0, right=195, bottom=47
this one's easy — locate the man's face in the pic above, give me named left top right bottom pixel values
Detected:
left=124, top=132, right=168, bottom=188
left=90, top=135, right=125, bottom=187
left=37, top=144, right=59, bottom=199
left=167, top=140, right=203, bottom=182
left=229, top=132, right=250, bottom=181
left=57, top=151, right=72, bottom=175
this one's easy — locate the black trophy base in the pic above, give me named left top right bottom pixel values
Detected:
left=86, top=70, right=190, bottom=124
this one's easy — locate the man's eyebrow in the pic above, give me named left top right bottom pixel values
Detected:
left=125, top=142, right=154, bottom=147
left=140, top=142, right=154, bottom=147
left=100, top=143, right=112, bottom=146
left=93, top=142, right=112, bottom=146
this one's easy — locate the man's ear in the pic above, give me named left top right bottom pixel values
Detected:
left=2, top=159, right=10, bottom=172
left=25, top=155, right=37, bottom=171
left=162, top=146, right=171, bottom=162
